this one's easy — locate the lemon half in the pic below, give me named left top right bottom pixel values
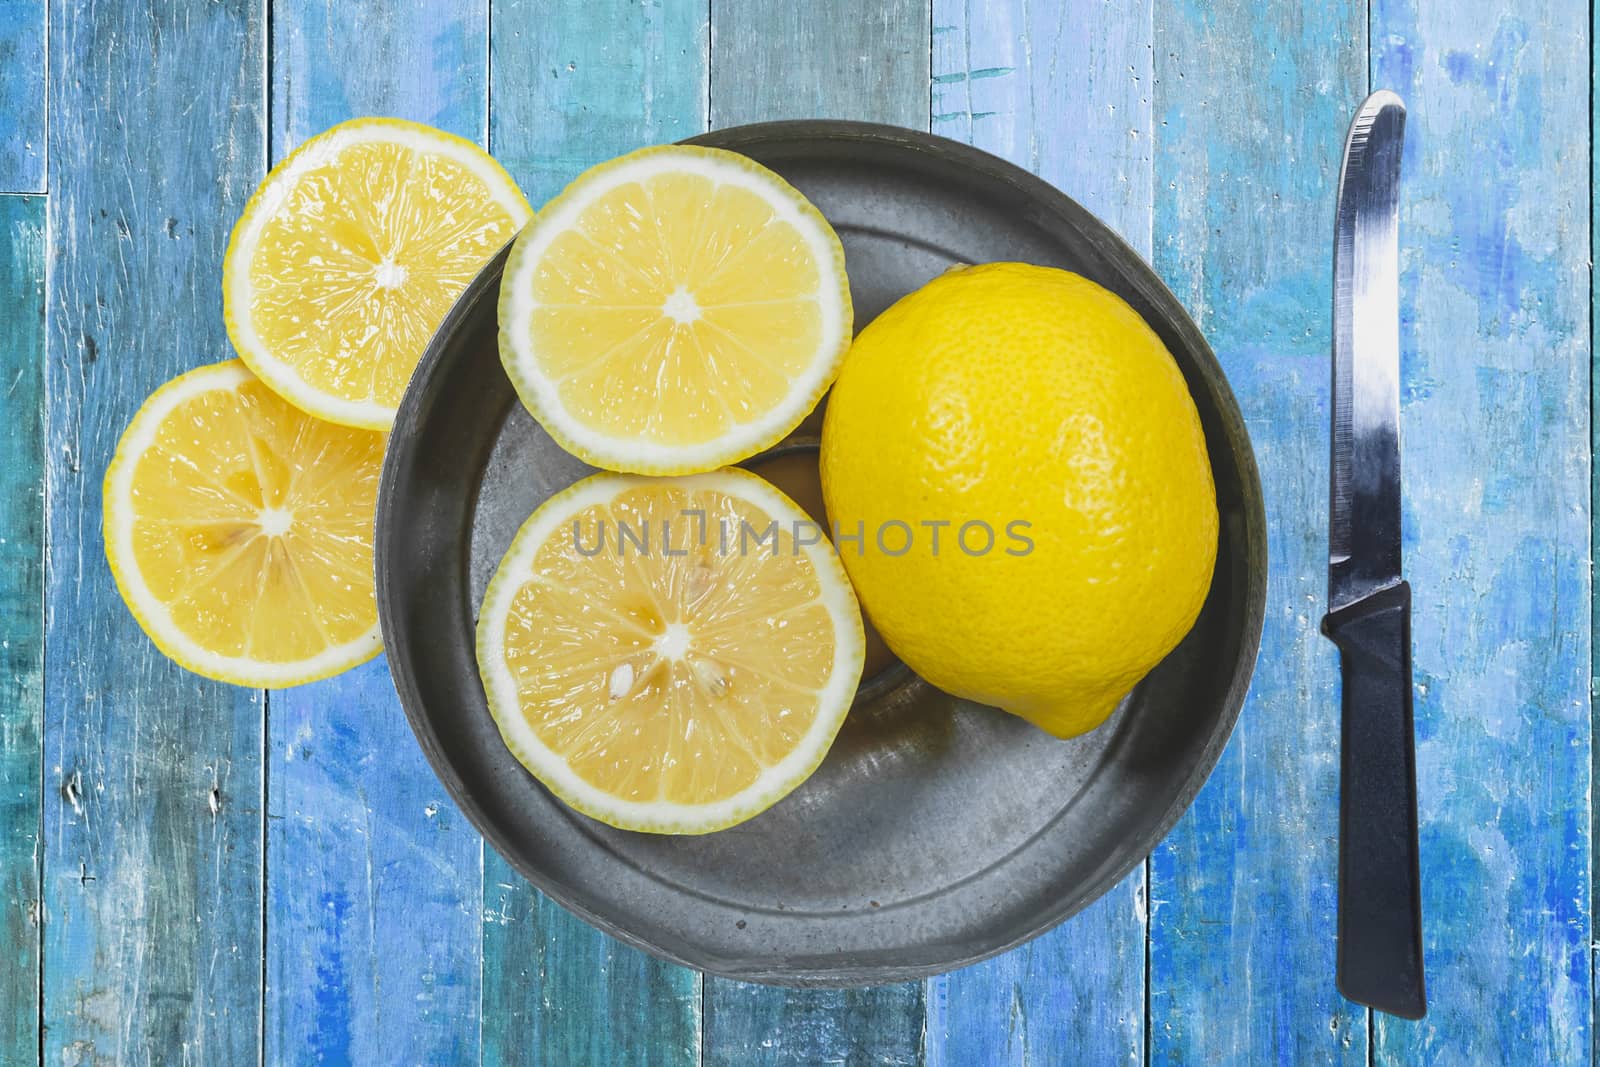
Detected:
left=475, top=469, right=865, bottom=833
left=104, top=360, right=386, bottom=688
left=497, top=145, right=853, bottom=474
left=224, top=118, right=532, bottom=429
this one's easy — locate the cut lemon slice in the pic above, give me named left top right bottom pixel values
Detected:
left=225, top=118, right=533, bottom=429
left=497, top=145, right=853, bottom=474
left=104, top=360, right=386, bottom=687
left=475, top=468, right=865, bottom=834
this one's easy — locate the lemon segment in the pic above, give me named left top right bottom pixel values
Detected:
left=225, top=118, right=533, bottom=429
left=498, top=145, right=852, bottom=474
left=476, top=469, right=865, bottom=834
left=104, top=360, right=386, bottom=688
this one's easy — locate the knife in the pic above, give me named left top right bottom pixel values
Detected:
left=1322, top=89, right=1426, bottom=1020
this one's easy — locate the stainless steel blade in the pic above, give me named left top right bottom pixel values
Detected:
left=1330, top=90, right=1406, bottom=612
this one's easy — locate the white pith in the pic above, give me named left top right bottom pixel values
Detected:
left=225, top=120, right=533, bottom=429
left=499, top=147, right=851, bottom=472
left=475, top=469, right=865, bottom=833
left=104, top=361, right=383, bottom=687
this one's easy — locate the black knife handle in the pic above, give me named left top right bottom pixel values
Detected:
left=1321, top=580, right=1426, bottom=1019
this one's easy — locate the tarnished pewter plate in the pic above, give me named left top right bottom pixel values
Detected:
left=376, top=121, right=1266, bottom=985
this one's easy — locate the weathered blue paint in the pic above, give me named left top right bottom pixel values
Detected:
left=708, top=0, right=930, bottom=129
left=265, top=4, right=490, bottom=1063
left=0, top=194, right=44, bottom=1067
left=930, top=0, right=1152, bottom=252
left=1147, top=1, right=1370, bottom=1063
left=0, top=3, right=43, bottom=192
left=14, top=2, right=1600, bottom=1063
left=483, top=2, right=708, bottom=1063
left=268, top=662, right=484, bottom=1065
left=42, top=2, right=266, bottom=1063
left=271, top=0, right=488, bottom=154
left=701, top=4, right=929, bottom=1061
left=706, top=982, right=924, bottom=1067
left=489, top=0, right=709, bottom=203
left=1372, top=2, right=1591, bottom=1063
left=924, top=4, right=1149, bottom=1062
left=484, top=888, right=702, bottom=1067
left=926, top=892, right=1147, bottom=1061
left=312, top=889, right=355, bottom=1064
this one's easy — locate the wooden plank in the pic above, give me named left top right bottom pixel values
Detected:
left=705, top=983, right=924, bottom=1067
left=483, top=3, right=708, bottom=1064
left=930, top=0, right=1152, bottom=251
left=708, top=0, right=930, bottom=129
left=270, top=0, right=489, bottom=152
left=1145, top=1, right=1370, bottom=1062
left=703, top=3, right=929, bottom=1061
left=0, top=194, right=44, bottom=1067
left=0, top=2, right=44, bottom=192
left=264, top=4, right=489, bottom=1064
left=926, top=878, right=1144, bottom=1067
left=923, top=4, right=1148, bottom=1063
left=42, top=3, right=266, bottom=1063
left=266, top=665, right=485, bottom=1065
left=1369, top=1, right=1592, bottom=1061
left=488, top=0, right=709, bottom=201
left=482, top=886, right=702, bottom=1066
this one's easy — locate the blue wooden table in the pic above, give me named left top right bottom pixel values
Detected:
left=0, top=0, right=1588, bottom=1063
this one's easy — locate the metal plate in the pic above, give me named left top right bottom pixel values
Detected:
left=376, top=121, right=1267, bottom=985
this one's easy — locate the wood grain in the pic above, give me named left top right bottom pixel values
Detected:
left=0, top=194, right=44, bottom=1067
left=267, top=664, right=484, bottom=1065
left=705, top=983, right=925, bottom=1067
left=490, top=0, right=709, bottom=205
left=13, top=2, right=1597, bottom=1064
left=42, top=3, right=266, bottom=1063
left=709, top=0, right=931, bottom=128
left=483, top=887, right=702, bottom=1067
left=264, top=4, right=490, bottom=1063
left=922, top=4, right=1150, bottom=1062
left=1146, top=1, right=1370, bottom=1062
left=484, top=3, right=708, bottom=1063
left=931, top=0, right=1153, bottom=251
left=271, top=0, right=488, bottom=154
left=0, top=2, right=44, bottom=192
left=1370, top=1, right=1591, bottom=1061
left=703, top=3, right=929, bottom=1060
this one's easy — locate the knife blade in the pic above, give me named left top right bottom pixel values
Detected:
left=1330, top=91, right=1404, bottom=612
left=1321, top=89, right=1426, bottom=1020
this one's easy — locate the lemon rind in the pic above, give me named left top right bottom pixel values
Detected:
left=475, top=468, right=866, bottom=834
left=497, top=144, right=854, bottom=475
left=103, top=360, right=384, bottom=689
left=224, top=117, right=535, bottom=431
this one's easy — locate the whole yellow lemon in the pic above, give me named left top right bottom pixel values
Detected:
left=819, top=263, right=1218, bottom=738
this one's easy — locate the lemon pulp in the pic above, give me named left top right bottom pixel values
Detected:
left=498, top=145, right=852, bottom=474
left=476, top=469, right=865, bottom=833
left=225, top=118, right=532, bottom=429
left=104, top=360, right=386, bottom=687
